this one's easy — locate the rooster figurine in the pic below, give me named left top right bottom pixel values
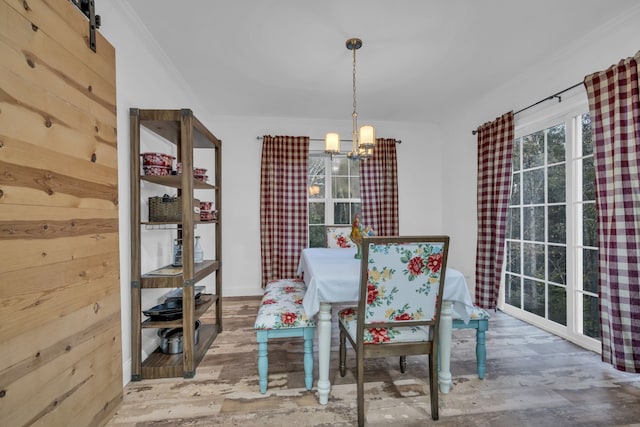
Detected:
left=350, top=214, right=363, bottom=259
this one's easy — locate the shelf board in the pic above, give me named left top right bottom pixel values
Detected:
left=141, top=260, right=220, bottom=288
left=139, top=323, right=219, bottom=379
left=141, top=175, right=218, bottom=190
left=138, top=109, right=221, bottom=149
left=141, top=220, right=218, bottom=227
left=141, top=294, right=218, bottom=328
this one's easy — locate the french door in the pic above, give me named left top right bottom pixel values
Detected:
left=502, top=104, right=600, bottom=352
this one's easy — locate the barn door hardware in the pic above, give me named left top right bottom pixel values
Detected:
left=69, top=0, right=101, bottom=52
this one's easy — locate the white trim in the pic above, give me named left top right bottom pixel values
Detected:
left=514, top=85, right=587, bottom=137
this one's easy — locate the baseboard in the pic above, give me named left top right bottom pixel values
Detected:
left=121, top=358, right=131, bottom=387
left=223, top=286, right=264, bottom=298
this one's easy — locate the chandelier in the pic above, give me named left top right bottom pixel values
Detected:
left=324, top=38, right=375, bottom=160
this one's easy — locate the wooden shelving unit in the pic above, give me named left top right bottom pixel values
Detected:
left=130, top=108, right=222, bottom=380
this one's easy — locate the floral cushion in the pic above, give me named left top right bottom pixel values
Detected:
left=254, top=279, right=316, bottom=330
left=338, top=307, right=431, bottom=343
left=326, top=226, right=355, bottom=248
left=338, top=240, right=446, bottom=344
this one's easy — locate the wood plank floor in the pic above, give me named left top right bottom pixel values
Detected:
left=107, top=297, right=640, bottom=426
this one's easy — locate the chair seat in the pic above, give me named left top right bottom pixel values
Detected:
left=452, top=305, right=490, bottom=321
left=254, top=279, right=315, bottom=330
left=338, top=307, right=431, bottom=344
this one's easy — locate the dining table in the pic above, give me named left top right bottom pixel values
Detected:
left=297, top=247, right=474, bottom=405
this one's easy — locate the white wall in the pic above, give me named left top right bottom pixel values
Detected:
left=440, top=8, right=640, bottom=299
left=99, top=3, right=446, bottom=384
left=193, top=114, right=446, bottom=296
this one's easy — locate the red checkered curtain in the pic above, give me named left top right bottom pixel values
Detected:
left=584, top=51, right=640, bottom=373
left=475, top=112, right=514, bottom=309
left=259, top=135, right=309, bottom=288
left=361, top=138, right=399, bottom=236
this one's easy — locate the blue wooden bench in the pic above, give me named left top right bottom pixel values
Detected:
left=254, top=279, right=316, bottom=393
left=452, top=306, right=490, bottom=379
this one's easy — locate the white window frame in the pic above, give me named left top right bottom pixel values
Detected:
left=499, top=89, right=601, bottom=354
left=307, top=153, right=361, bottom=247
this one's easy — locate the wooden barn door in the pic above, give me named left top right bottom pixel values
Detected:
left=0, top=0, right=121, bottom=426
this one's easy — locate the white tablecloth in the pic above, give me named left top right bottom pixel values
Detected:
left=297, top=247, right=474, bottom=323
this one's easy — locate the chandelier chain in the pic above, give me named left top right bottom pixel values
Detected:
left=352, top=44, right=357, bottom=116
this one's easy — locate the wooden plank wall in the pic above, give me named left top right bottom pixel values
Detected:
left=0, top=0, right=121, bottom=425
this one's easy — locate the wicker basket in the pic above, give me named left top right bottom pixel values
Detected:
left=149, top=196, right=200, bottom=222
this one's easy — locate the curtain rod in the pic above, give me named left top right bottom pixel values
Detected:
left=256, top=136, right=401, bottom=143
left=471, top=81, right=583, bottom=135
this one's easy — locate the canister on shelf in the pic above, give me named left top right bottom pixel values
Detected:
left=172, top=239, right=182, bottom=267
left=194, top=236, right=204, bottom=264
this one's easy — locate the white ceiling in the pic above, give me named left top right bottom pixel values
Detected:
left=125, top=0, right=638, bottom=123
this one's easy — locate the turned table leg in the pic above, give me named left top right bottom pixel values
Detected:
left=438, top=300, right=454, bottom=394
left=316, top=302, right=332, bottom=404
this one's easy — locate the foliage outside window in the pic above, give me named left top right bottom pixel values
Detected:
left=308, top=155, right=361, bottom=247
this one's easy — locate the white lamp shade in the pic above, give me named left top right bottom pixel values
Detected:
left=358, top=125, right=375, bottom=148
left=325, top=133, right=340, bottom=154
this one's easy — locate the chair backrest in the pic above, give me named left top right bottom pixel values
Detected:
left=357, top=235, right=450, bottom=337
left=325, top=225, right=355, bottom=248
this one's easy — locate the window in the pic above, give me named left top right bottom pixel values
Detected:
left=307, top=154, right=361, bottom=247
left=503, top=105, right=600, bottom=352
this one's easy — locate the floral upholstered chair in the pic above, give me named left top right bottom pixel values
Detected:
left=325, top=225, right=355, bottom=248
left=337, top=235, right=450, bottom=426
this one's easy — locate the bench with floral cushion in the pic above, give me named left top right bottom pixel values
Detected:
left=452, top=306, right=490, bottom=379
left=254, top=278, right=316, bottom=393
